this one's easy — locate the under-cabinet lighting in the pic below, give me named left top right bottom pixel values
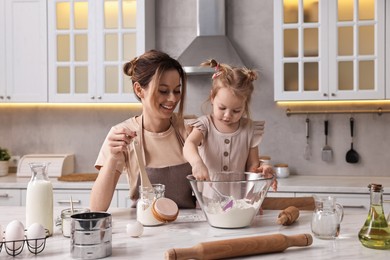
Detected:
left=0, top=103, right=142, bottom=110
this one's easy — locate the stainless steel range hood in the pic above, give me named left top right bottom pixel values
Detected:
left=178, top=0, right=245, bottom=75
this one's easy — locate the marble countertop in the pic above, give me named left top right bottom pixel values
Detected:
left=0, top=207, right=389, bottom=259
left=1, top=173, right=390, bottom=194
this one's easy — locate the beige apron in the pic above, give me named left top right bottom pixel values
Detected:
left=131, top=116, right=196, bottom=209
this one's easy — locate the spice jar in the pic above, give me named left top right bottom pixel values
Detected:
left=61, top=208, right=90, bottom=237
left=259, top=156, right=271, bottom=166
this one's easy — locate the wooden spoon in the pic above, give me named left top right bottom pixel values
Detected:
left=346, top=117, right=359, bottom=164
left=132, top=140, right=153, bottom=189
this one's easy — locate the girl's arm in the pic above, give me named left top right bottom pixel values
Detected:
left=247, top=146, right=277, bottom=191
left=183, top=128, right=209, bottom=180
left=246, top=146, right=260, bottom=172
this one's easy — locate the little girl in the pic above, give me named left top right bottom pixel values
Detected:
left=183, top=59, right=276, bottom=190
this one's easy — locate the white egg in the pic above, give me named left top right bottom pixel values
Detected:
left=126, top=221, right=144, bottom=237
left=5, top=220, right=25, bottom=251
left=26, top=223, right=46, bottom=248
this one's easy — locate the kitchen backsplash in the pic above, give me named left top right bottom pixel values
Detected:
left=1, top=0, right=390, bottom=177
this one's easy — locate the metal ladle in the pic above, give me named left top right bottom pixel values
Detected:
left=346, top=117, right=359, bottom=164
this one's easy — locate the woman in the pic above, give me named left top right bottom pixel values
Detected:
left=90, top=50, right=195, bottom=211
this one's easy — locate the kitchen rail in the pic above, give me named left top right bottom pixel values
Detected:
left=285, top=107, right=390, bottom=116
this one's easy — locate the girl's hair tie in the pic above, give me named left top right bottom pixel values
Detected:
left=212, top=71, right=222, bottom=79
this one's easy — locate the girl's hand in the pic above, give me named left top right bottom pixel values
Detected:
left=107, top=126, right=137, bottom=158
left=191, top=160, right=210, bottom=181
left=251, top=164, right=278, bottom=191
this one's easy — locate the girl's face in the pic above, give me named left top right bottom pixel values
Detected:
left=142, top=69, right=182, bottom=120
left=211, top=87, right=246, bottom=129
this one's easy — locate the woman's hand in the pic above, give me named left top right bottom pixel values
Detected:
left=107, top=126, right=137, bottom=158
left=191, top=160, right=210, bottom=181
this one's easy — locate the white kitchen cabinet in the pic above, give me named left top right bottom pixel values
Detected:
left=266, top=191, right=295, bottom=198
left=296, top=192, right=370, bottom=209
left=48, top=0, right=154, bottom=103
left=274, top=0, right=385, bottom=101
left=117, top=189, right=133, bottom=208
left=0, top=189, right=21, bottom=206
left=0, top=0, right=47, bottom=103
left=21, top=189, right=118, bottom=208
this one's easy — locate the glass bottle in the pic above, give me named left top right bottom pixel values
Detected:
left=136, top=184, right=165, bottom=226
left=358, top=183, right=390, bottom=249
left=26, top=162, right=53, bottom=236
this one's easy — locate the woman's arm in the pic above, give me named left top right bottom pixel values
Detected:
left=90, top=126, right=136, bottom=211
left=90, top=158, right=121, bottom=211
left=183, top=129, right=209, bottom=180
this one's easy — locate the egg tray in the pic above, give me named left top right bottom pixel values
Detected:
left=0, top=230, right=48, bottom=257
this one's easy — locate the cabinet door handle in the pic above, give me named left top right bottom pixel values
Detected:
left=91, top=96, right=95, bottom=99
left=331, top=93, right=336, bottom=97
left=97, top=96, right=102, bottom=99
left=0, top=193, right=9, bottom=198
left=343, top=205, right=365, bottom=208
left=57, top=199, right=81, bottom=204
left=323, top=93, right=328, bottom=97
left=0, top=96, right=4, bottom=99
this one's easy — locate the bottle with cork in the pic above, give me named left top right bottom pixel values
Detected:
left=358, top=183, right=390, bottom=249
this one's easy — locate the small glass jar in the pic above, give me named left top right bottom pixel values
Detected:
left=61, top=208, right=90, bottom=237
left=137, top=184, right=165, bottom=226
left=259, top=156, right=271, bottom=166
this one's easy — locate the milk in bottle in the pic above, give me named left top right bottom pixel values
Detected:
left=26, top=162, right=53, bottom=235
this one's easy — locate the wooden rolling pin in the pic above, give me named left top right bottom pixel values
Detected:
left=262, top=197, right=315, bottom=210
left=277, top=206, right=300, bottom=225
left=164, top=233, right=313, bottom=260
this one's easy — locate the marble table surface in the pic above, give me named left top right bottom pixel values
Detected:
left=0, top=206, right=389, bottom=259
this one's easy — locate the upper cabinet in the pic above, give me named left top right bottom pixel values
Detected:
left=0, top=0, right=47, bottom=103
left=48, top=0, right=155, bottom=103
left=274, top=0, right=385, bottom=101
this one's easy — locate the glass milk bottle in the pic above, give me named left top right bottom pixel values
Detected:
left=358, top=183, right=390, bottom=249
left=137, top=184, right=165, bottom=226
left=26, top=162, right=53, bottom=235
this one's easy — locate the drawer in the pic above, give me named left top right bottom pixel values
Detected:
left=0, top=189, right=21, bottom=206
left=53, top=190, right=91, bottom=207
left=296, top=193, right=370, bottom=209
left=21, top=189, right=118, bottom=208
left=52, top=190, right=118, bottom=208
left=266, top=191, right=295, bottom=198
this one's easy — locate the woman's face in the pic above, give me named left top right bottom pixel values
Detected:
left=142, top=69, right=182, bottom=120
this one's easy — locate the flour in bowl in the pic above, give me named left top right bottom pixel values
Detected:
left=205, top=199, right=257, bottom=228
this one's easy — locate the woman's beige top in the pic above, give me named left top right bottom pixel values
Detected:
left=186, top=115, right=264, bottom=178
left=95, top=114, right=188, bottom=198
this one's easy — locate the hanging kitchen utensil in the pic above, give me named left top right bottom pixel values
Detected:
left=346, top=116, right=359, bottom=163
left=321, top=120, right=333, bottom=162
left=304, top=117, right=311, bottom=160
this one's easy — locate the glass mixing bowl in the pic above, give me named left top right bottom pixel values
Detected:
left=187, top=172, right=274, bottom=229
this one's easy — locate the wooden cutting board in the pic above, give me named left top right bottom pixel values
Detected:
left=57, top=173, right=98, bottom=182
